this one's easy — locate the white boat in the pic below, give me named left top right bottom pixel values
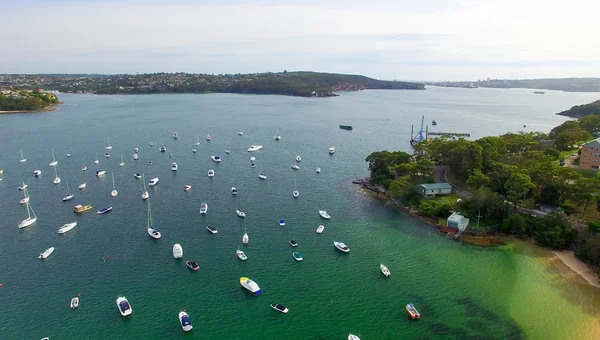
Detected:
left=116, top=296, right=132, bottom=317
left=211, top=155, right=221, bottom=163
left=206, top=226, right=218, bottom=234
left=105, top=137, right=112, bottom=150
left=270, top=304, right=288, bottom=314
left=58, top=222, right=77, bottom=234
left=133, top=153, right=139, bottom=160
left=33, top=169, right=42, bottom=177
left=238, top=131, right=244, bottom=136
left=119, top=154, right=125, bottom=167
left=110, top=172, right=118, bottom=197
left=292, top=165, right=300, bottom=170
left=149, top=141, right=154, bottom=146
left=70, top=297, right=79, bottom=309
left=179, top=311, right=193, bottom=332
left=104, top=152, right=110, bottom=158
left=199, top=202, right=208, bottom=214
left=53, top=166, right=61, bottom=184
left=225, top=149, right=231, bottom=154
left=195, top=135, right=201, bottom=145
left=19, top=149, right=26, bottom=163
left=316, top=167, right=321, bottom=173
left=184, top=185, right=192, bottom=191
left=96, top=170, right=106, bottom=177
left=289, top=240, right=298, bottom=247
left=316, top=225, right=324, bottom=234
left=81, top=159, right=87, bottom=171
left=134, top=148, right=139, bottom=153
left=237, top=246, right=247, bottom=261
left=242, top=220, right=249, bottom=244
left=247, top=145, right=263, bottom=152
left=236, top=209, right=246, bottom=218
left=160, top=146, right=167, bottom=152
left=380, top=264, right=391, bottom=277
left=18, top=182, right=28, bottom=190
left=173, top=244, right=183, bottom=258
left=208, top=169, right=215, bottom=177
left=192, top=138, right=197, bottom=153
left=231, top=187, right=238, bottom=195
left=173, top=131, right=178, bottom=139
left=329, top=147, right=336, bottom=154
left=348, top=334, right=360, bottom=340
left=142, top=173, right=149, bottom=200
left=279, top=219, right=285, bottom=226
left=148, top=177, right=159, bottom=187
left=94, top=153, right=99, bottom=164
left=258, top=165, right=266, bottom=179
left=147, top=200, right=161, bottom=239
left=296, top=151, right=301, bottom=162
left=97, top=207, right=112, bottom=214
left=274, top=130, right=281, bottom=140
left=334, top=241, right=350, bottom=253
left=293, top=174, right=299, bottom=198
left=49, top=148, right=58, bottom=167
left=171, top=162, right=178, bottom=171
left=250, top=156, right=256, bottom=162
left=134, top=173, right=142, bottom=179
left=19, top=187, right=30, bottom=204
left=319, top=210, right=331, bottom=219
left=62, top=181, right=74, bottom=201
left=78, top=182, right=86, bottom=190
left=206, top=134, right=211, bottom=141
left=38, top=247, right=55, bottom=259
left=240, top=277, right=262, bottom=295
left=19, top=190, right=37, bottom=228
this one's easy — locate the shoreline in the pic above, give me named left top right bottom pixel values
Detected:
left=552, top=250, right=600, bottom=288
left=0, top=106, right=58, bottom=114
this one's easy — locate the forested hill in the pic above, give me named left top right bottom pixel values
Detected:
left=557, top=99, right=600, bottom=118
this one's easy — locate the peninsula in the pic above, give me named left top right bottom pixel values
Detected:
left=0, top=71, right=425, bottom=98
left=426, top=77, right=600, bottom=92
left=0, top=89, right=60, bottom=112
left=556, top=99, right=600, bottom=118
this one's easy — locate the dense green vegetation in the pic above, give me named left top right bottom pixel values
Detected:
left=556, top=99, right=600, bottom=118
left=0, top=91, right=59, bottom=111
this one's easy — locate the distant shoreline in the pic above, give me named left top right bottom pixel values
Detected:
left=0, top=106, right=58, bottom=114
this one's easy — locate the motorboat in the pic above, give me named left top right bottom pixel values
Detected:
left=274, top=133, right=281, bottom=141
left=236, top=209, right=246, bottom=218
left=160, top=146, right=167, bottom=152
left=348, top=334, right=360, bottom=340
left=208, top=169, right=215, bottom=177
left=49, top=148, right=58, bottom=167
left=238, top=131, right=244, bottom=136
left=192, top=148, right=196, bottom=153
left=270, top=304, right=289, bottom=314
left=134, top=148, right=139, bottom=153
left=173, top=131, right=178, bottom=139
left=237, top=248, right=247, bottom=261
left=110, top=172, right=118, bottom=197
left=116, top=296, right=132, bottom=317
left=66, top=153, right=71, bottom=157
left=250, top=156, right=256, bottom=162
left=319, top=210, right=331, bottom=219
left=38, top=247, right=55, bottom=259
left=147, top=200, right=161, bottom=239
left=199, top=202, right=208, bottom=214
left=19, top=193, right=37, bottom=228
left=293, top=190, right=299, bottom=198
left=97, top=207, right=113, bottom=214
left=225, top=149, right=231, bottom=154
left=329, top=147, right=336, bottom=154
left=206, top=226, right=218, bottom=234
left=53, top=166, right=61, bottom=184
left=279, top=219, right=285, bottom=226
left=316, top=225, right=324, bottom=234
left=74, top=204, right=93, bottom=213
left=406, top=303, right=421, bottom=319
left=289, top=240, right=297, bottom=247
left=296, top=153, right=301, bottom=162
left=173, top=244, right=183, bottom=258
left=62, top=181, right=74, bottom=201
left=104, top=152, right=110, bottom=158
left=240, top=277, right=262, bottom=295
left=70, top=297, right=79, bottom=309
left=134, top=173, right=142, bottom=179
left=258, top=173, right=267, bottom=180
left=96, top=170, right=106, bottom=177
left=19, top=149, right=26, bottom=163
left=251, top=163, right=256, bottom=168
left=316, top=167, right=321, bottom=173
left=78, top=182, right=86, bottom=190
left=105, top=137, right=112, bottom=150
left=231, top=187, right=238, bottom=195
left=186, top=260, right=200, bottom=271
left=339, top=125, right=353, bottom=130
left=293, top=252, right=303, bottom=261
left=148, top=177, right=159, bottom=186
left=211, top=155, right=221, bottom=162
left=291, top=165, right=300, bottom=170
left=149, top=141, right=154, bottom=146
left=171, top=162, right=178, bottom=171
left=334, top=241, right=350, bottom=253
left=18, top=182, right=28, bottom=190
left=380, top=264, right=391, bottom=277
left=184, top=185, right=192, bottom=191
left=247, top=145, right=263, bottom=152
left=179, top=311, right=193, bottom=332
left=141, top=173, right=149, bottom=200
left=206, top=134, right=211, bottom=141
left=133, top=153, right=139, bottom=160
left=58, top=222, right=77, bottom=234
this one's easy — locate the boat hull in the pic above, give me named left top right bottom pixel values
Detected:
left=58, top=222, right=77, bottom=234
left=173, top=244, right=183, bottom=258
left=179, top=311, right=193, bottom=332
left=116, top=297, right=132, bottom=317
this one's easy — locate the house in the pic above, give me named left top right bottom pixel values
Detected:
left=579, top=137, right=600, bottom=170
left=418, top=183, right=452, bottom=197
left=446, top=212, right=469, bottom=231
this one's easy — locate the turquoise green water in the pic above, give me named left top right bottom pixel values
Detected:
left=1, top=88, right=600, bottom=339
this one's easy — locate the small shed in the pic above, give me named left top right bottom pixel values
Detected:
left=418, top=183, right=452, bottom=197
left=446, top=212, right=470, bottom=231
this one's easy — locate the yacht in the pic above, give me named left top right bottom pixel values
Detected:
left=334, top=241, right=350, bottom=253
left=250, top=156, right=256, bottom=162
left=186, top=260, right=200, bottom=271
left=53, top=166, right=61, bottom=184
left=173, top=244, right=183, bottom=258
left=225, top=149, right=231, bottom=154
left=133, top=153, right=139, bottom=160
left=78, top=182, right=86, bottom=190
left=173, top=131, right=178, bottom=139
left=19, top=194, right=37, bottom=229
left=171, top=162, right=178, bottom=171
left=242, top=220, right=249, bottom=244
left=380, top=264, right=391, bottom=277
left=279, top=219, right=285, bottom=226
left=33, top=170, right=42, bottom=177
left=104, top=152, right=110, bottom=158
left=208, top=169, right=215, bottom=177
left=206, top=134, right=211, bottom=141
left=199, top=202, right=208, bottom=214
left=141, top=173, right=149, bottom=200
left=18, top=182, right=28, bottom=190
left=134, top=148, right=139, bottom=153
left=94, top=153, right=99, bottom=164
left=192, top=140, right=197, bottom=153
left=160, top=146, right=167, bottom=152
left=292, top=165, right=300, bottom=170
left=238, top=131, right=244, bottom=136
left=81, top=159, right=87, bottom=171
left=329, top=147, right=336, bottom=154
left=19, top=149, right=27, bottom=163
left=319, top=210, right=331, bottom=219
left=179, top=311, right=193, bottom=332
left=348, top=334, right=360, bottom=340
left=184, top=185, right=192, bottom=191
left=289, top=240, right=297, bottom=247
left=38, top=247, right=55, bottom=259
left=316, top=167, right=321, bottom=173
left=96, top=170, right=106, bottom=177
left=316, top=225, right=325, bottom=234
left=211, top=155, right=221, bottom=162
left=116, top=296, right=132, bottom=317
left=270, top=304, right=288, bottom=314
left=296, top=152, right=301, bottom=162
left=247, top=145, right=263, bottom=152
left=57, top=222, right=77, bottom=234
left=237, top=247, right=247, bottom=261
left=119, top=154, right=125, bottom=167
left=19, top=187, right=30, bottom=204
left=206, top=226, right=218, bottom=234
left=406, top=303, right=421, bottom=319
left=134, top=173, right=142, bottom=179
left=147, top=201, right=161, bottom=239
left=231, top=187, right=238, bottom=195
left=240, top=277, right=262, bottom=295
left=49, top=148, right=58, bottom=167
left=148, top=177, right=159, bottom=187
left=74, top=204, right=93, bottom=213
left=70, top=297, right=79, bottom=309
left=110, top=172, right=118, bottom=197
left=293, top=174, right=299, bottom=198
left=62, top=181, right=74, bottom=201
left=293, top=251, right=303, bottom=261
left=195, top=135, right=201, bottom=145
left=236, top=209, right=246, bottom=218
left=105, top=137, right=112, bottom=150
left=149, top=141, right=154, bottom=146
left=274, top=131, right=281, bottom=140
left=97, top=207, right=113, bottom=214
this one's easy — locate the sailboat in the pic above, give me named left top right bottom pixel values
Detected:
left=111, top=172, right=118, bottom=197
left=49, top=148, right=58, bottom=167
left=19, top=191, right=37, bottom=228
left=192, top=139, right=197, bottom=153
left=82, top=159, right=87, bottom=171
left=119, top=154, right=125, bottom=167
left=19, top=186, right=30, bottom=204
left=242, top=219, right=249, bottom=244
left=258, top=166, right=267, bottom=180
left=296, top=150, right=301, bottom=162
left=195, top=134, right=201, bottom=146
left=274, top=129, right=281, bottom=140
left=147, top=200, right=161, bottom=239
left=160, top=135, right=166, bottom=152
left=141, top=173, right=149, bottom=200
left=19, top=149, right=26, bottom=163
left=293, top=174, right=299, bottom=198
left=78, top=170, right=86, bottom=189
left=53, top=166, right=61, bottom=184
left=62, top=181, right=74, bottom=201
left=105, top=137, right=112, bottom=150
left=94, top=153, right=99, bottom=164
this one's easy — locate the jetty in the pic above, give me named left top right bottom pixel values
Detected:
left=411, top=116, right=470, bottom=147
left=428, top=132, right=471, bottom=138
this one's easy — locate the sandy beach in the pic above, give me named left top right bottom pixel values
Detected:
left=553, top=250, right=600, bottom=288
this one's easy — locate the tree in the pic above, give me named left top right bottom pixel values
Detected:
left=501, top=214, right=530, bottom=238
left=505, top=172, right=535, bottom=208
left=554, top=129, right=592, bottom=150
left=578, top=114, right=600, bottom=135
left=549, top=120, right=580, bottom=139
left=534, top=212, right=574, bottom=249
left=387, top=179, right=410, bottom=199
left=566, top=178, right=600, bottom=217
left=467, top=169, right=490, bottom=190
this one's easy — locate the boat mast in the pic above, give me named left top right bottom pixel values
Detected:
left=66, top=181, right=70, bottom=195
left=142, top=173, right=147, bottom=192
left=52, top=148, right=56, bottom=162
left=147, top=200, right=151, bottom=228
left=27, top=193, right=36, bottom=219
left=112, top=172, right=115, bottom=189
left=20, top=149, right=24, bottom=159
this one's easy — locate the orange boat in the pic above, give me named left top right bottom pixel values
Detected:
left=406, top=303, right=420, bottom=319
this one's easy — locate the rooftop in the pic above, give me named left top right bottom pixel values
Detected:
left=583, top=137, right=600, bottom=149
left=419, top=182, right=452, bottom=190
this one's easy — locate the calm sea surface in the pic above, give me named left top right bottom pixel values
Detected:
left=1, top=87, right=599, bottom=339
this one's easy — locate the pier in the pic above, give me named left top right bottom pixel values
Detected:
left=427, top=132, right=471, bottom=138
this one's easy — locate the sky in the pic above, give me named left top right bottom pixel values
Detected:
left=1, top=0, right=599, bottom=81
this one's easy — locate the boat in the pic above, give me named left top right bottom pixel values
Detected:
left=251, top=163, right=256, bottom=168
left=348, top=334, right=360, bottom=340
left=110, top=172, right=118, bottom=197
left=81, top=159, right=87, bottom=171
left=250, top=156, right=256, bottom=162
left=533, top=91, right=545, bottom=94
left=19, top=149, right=26, bottom=163
left=208, top=169, right=215, bottom=177
left=19, top=187, right=30, bottom=204
left=19, top=192, right=37, bottom=228
left=147, top=200, right=161, bottom=239
left=192, top=138, right=197, bottom=153
left=97, top=207, right=112, bottom=214
left=116, top=296, right=132, bottom=317
left=258, top=166, right=266, bottom=180
left=18, top=182, right=28, bottom=190
left=186, top=260, right=200, bottom=271
left=237, top=247, right=247, bottom=261
left=199, top=202, right=208, bottom=214
left=104, top=152, right=110, bottom=158
left=49, top=148, right=58, bottom=167
left=247, top=145, right=263, bottom=152
left=58, top=222, right=77, bottom=234
left=242, top=220, right=249, bottom=244
left=133, top=153, right=139, bottom=160
left=160, top=146, right=166, bottom=152
left=238, top=131, right=244, bottom=136
left=289, top=240, right=297, bottom=247
left=32, top=170, right=41, bottom=178
left=291, top=164, right=300, bottom=170
left=148, top=177, right=159, bottom=187
left=206, top=226, right=218, bottom=234
left=53, top=166, right=61, bottom=184
left=316, top=167, right=321, bottom=173
left=184, top=185, right=192, bottom=191
left=105, top=137, right=112, bottom=150
left=432, top=120, right=437, bottom=126
left=62, top=181, right=74, bottom=201
left=206, top=134, right=211, bottom=141
left=296, top=152, right=301, bottom=162
left=70, top=297, right=79, bottom=309
left=211, top=155, right=221, bottom=162
left=149, top=141, right=154, bottom=146
left=380, top=264, right=391, bottom=277
left=329, top=147, right=336, bottom=154
left=240, top=277, right=262, bottom=295
left=141, top=173, right=149, bottom=200
left=236, top=209, right=246, bottom=218
left=274, top=130, right=281, bottom=140
left=316, top=225, right=324, bottom=234
left=279, top=219, right=285, bottom=226
left=293, top=174, right=299, bottom=197
left=119, top=154, right=125, bottom=167
left=0, top=169, right=3, bottom=174
left=339, top=125, right=353, bottom=130
left=134, top=173, right=142, bottom=179
left=319, top=210, right=331, bottom=219
left=134, top=148, right=139, bottom=153
left=171, top=162, right=178, bottom=171
left=94, top=153, right=99, bottom=164
left=195, top=135, right=201, bottom=145
left=78, top=182, right=86, bottom=190
left=74, top=204, right=92, bottom=213
left=96, top=170, right=106, bottom=177
left=173, top=244, right=183, bottom=258
left=270, top=304, right=289, bottom=314
left=293, top=251, right=303, bottom=261
left=66, top=154, right=71, bottom=157
left=334, top=241, right=350, bottom=253
left=38, top=247, right=55, bottom=259
left=231, top=187, right=238, bottom=195
left=173, top=131, right=178, bottom=139
left=179, top=311, right=193, bottom=332
left=406, top=303, right=420, bottom=319
left=160, top=136, right=166, bottom=152
left=225, top=149, right=231, bottom=154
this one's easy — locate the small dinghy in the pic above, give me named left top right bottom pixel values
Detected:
left=39, top=247, right=55, bottom=259
left=70, top=297, right=79, bottom=309
left=293, top=251, right=303, bottom=261
left=184, top=185, right=192, bottom=191
left=279, top=219, right=285, bottom=226
left=289, top=240, right=298, bottom=247
left=270, top=304, right=289, bottom=314
left=186, top=260, right=200, bottom=271
left=206, top=226, right=218, bottom=234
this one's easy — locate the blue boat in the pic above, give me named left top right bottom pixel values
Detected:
left=97, top=207, right=113, bottom=214
left=279, top=219, right=285, bottom=226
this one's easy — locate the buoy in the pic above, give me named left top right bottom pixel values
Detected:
left=77, top=293, right=81, bottom=296
left=0, top=283, right=3, bottom=287
left=184, top=309, right=187, bottom=312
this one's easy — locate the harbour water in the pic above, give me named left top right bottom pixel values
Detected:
left=1, top=88, right=599, bottom=339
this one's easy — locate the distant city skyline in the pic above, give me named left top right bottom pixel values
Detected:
left=2, top=0, right=600, bottom=81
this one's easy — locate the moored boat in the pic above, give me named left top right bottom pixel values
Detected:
left=237, top=247, right=247, bottom=261
left=206, top=134, right=211, bottom=141
left=147, top=200, right=161, bottom=239
left=240, top=277, right=262, bottom=295
left=279, top=219, right=285, bottom=226
left=329, top=147, right=336, bottom=154
left=206, top=226, right=218, bottom=234
left=236, top=209, right=246, bottom=218
left=380, top=264, right=391, bottom=277
left=70, top=297, right=79, bottom=309
left=19, top=191, right=37, bottom=229
left=319, top=210, right=331, bottom=219
left=134, top=173, right=142, bottom=179
left=148, top=177, right=159, bottom=186
left=238, top=131, right=243, bottom=136
left=184, top=185, right=192, bottom=191
left=316, top=167, right=321, bottom=173
left=211, top=155, right=221, bottom=162
left=406, top=303, right=420, bottom=319
left=173, top=131, right=178, bottom=139
left=58, top=222, right=77, bottom=234
left=33, top=169, right=42, bottom=177
left=179, top=311, right=193, bottom=332
left=96, top=170, right=106, bottom=177
left=186, top=260, right=200, bottom=271
left=208, top=169, right=215, bottom=177
left=293, top=251, right=303, bottom=261
left=258, top=173, right=267, bottom=180
left=348, top=334, right=360, bottom=340
left=225, top=149, right=231, bottom=154
left=173, top=244, right=183, bottom=258
left=231, top=187, right=238, bottom=195
left=199, top=202, right=208, bottom=214
left=116, top=296, right=132, bottom=317
left=339, top=124, right=353, bottom=130
left=334, top=241, right=350, bottom=253
left=171, top=162, right=178, bottom=171
left=74, top=204, right=93, bottom=213
left=316, top=225, right=324, bottom=234
left=270, top=304, right=288, bottom=314
left=39, top=247, right=55, bottom=259
left=247, top=145, right=263, bottom=152
left=97, top=207, right=113, bottom=214
left=291, top=164, right=300, bottom=170
left=289, top=240, right=297, bottom=247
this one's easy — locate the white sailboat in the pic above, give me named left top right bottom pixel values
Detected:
left=119, top=154, right=125, bottom=167
left=192, top=139, right=197, bottom=153
left=49, top=148, right=58, bottom=167
left=53, top=166, right=61, bottom=184
left=147, top=200, right=161, bottom=239
left=111, top=172, right=118, bottom=197
left=293, top=174, right=299, bottom=198
left=62, top=181, right=74, bottom=201
left=82, top=159, right=87, bottom=171
left=258, top=166, right=266, bottom=180
left=141, top=173, right=149, bottom=200
left=274, top=129, right=281, bottom=140
left=105, top=137, right=112, bottom=150
left=19, top=192, right=37, bottom=228
left=19, top=186, right=30, bottom=204
left=79, top=170, right=86, bottom=189
left=19, top=149, right=26, bottom=163
left=195, top=134, right=201, bottom=146
left=296, top=150, right=301, bottom=162
left=242, top=219, right=249, bottom=244
left=94, top=152, right=99, bottom=164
